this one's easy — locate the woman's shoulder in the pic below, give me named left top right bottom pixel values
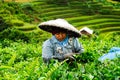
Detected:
left=68, top=37, right=78, bottom=40
left=43, top=38, right=53, bottom=46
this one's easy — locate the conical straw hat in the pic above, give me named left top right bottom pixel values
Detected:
left=38, top=19, right=81, bottom=37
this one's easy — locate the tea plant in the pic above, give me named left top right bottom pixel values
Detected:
left=0, top=31, right=120, bottom=80
left=0, top=0, right=120, bottom=80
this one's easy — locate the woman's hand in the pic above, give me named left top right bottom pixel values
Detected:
left=52, top=53, right=79, bottom=60
left=64, top=53, right=74, bottom=58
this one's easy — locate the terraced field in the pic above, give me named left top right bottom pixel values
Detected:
left=1, top=1, right=120, bottom=79
left=4, top=0, right=30, bottom=2
left=15, top=0, right=120, bottom=34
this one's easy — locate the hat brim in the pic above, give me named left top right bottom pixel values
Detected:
left=39, top=25, right=81, bottom=37
left=38, top=19, right=81, bottom=37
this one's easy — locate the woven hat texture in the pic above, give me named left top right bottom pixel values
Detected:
left=38, top=19, right=81, bottom=37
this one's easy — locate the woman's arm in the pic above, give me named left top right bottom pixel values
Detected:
left=42, top=40, right=53, bottom=64
left=73, top=38, right=84, bottom=54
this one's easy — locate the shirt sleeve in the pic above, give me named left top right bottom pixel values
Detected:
left=42, top=39, right=53, bottom=62
left=73, top=38, right=84, bottom=54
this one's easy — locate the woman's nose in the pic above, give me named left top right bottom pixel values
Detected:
left=59, top=33, right=62, bottom=37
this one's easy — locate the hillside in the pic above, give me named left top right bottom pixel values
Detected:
left=1, top=0, right=120, bottom=35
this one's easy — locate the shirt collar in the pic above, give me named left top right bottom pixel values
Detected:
left=51, top=36, right=58, bottom=44
left=51, top=35, right=68, bottom=46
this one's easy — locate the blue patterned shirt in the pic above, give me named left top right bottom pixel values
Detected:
left=42, top=36, right=84, bottom=62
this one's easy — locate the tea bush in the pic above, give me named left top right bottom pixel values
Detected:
left=0, top=28, right=29, bottom=42
left=0, top=16, right=12, bottom=31
left=10, top=19, right=24, bottom=26
left=0, top=32, right=120, bottom=80
left=17, top=14, right=32, bottom=22
left=0, top=1, right=120, bottom=80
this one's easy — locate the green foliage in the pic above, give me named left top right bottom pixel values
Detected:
left=21, top=2, right=34, bottom=13
left=17, top=14, right=32, bottom=22
left=0, top=0, right=120, bottom=80
left=0, top=28, right=29, bottom=42
left=0, top=2, right=22, bottom=14
left=7, top=2, right=21, bottom=13
left=44, top=0, right=69, bottom=5
left=44, top=0, right=92, bottom=5
left=0, top=2, right=24, bottom=31
left=0, top=1, right=37, bottom=23
left=0, top=27, right=51, bottom=44
left=95, top=0, right=120, bottom=9
left=99, top=9, right=112, bottom=14
left=0, top=32, right=120, bottom=80
left=0, top=16, right=12, bottom=31
left=26, top=30, right=52, bottom=43
left=10, top=19, right=24, bottom=26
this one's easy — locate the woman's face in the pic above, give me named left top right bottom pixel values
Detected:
left=55, top=32, right=67, bottom=41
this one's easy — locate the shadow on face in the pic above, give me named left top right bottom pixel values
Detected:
left=54, top=31, right=67, bottom=41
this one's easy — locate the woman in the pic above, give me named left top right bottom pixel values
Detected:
left=38, top=19, right=84, bottom=64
